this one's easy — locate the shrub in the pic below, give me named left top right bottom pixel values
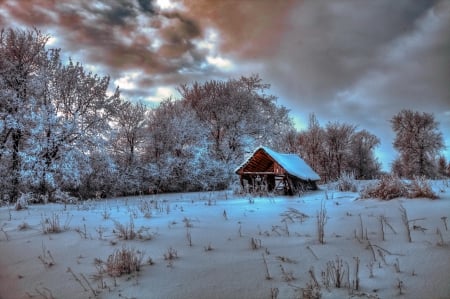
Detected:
left=53, top=189, right=78, bottom=204
left=336, top=172, right=358, bottom=192
left=15, top=193, right=32, bottom=210
left=359, top=175, right=408, bottom=200
left=408, top=176, right=438, bottom=199
left=106, top=246, right=144, bottom=277
left=113, top=217, right=136, bottom=240
left=360, top=175, right=438, bottom=200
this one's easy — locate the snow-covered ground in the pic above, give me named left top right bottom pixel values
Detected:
left=1, top=181, right=449, bottom=299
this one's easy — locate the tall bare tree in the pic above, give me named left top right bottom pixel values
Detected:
left=323, top=122, right=356, bottom=181
left=391, top=110, right=444, bottom=178
left=349, top=130, right=381, bottom=179
left=297, top=113, right=326, bottom=177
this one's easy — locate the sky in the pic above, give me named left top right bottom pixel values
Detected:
left=1, top=0, right=449, bottom=170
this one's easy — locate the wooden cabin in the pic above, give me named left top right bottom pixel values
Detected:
left=235, top=146, right=320, bottom=195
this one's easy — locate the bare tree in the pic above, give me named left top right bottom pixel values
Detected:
left=349, top=130, right=381, bottom=179
left=112, top=100, right=148, bottom=167
left=391, top=110, right=444, bottom=178
left=297, top=113, right=326, bottom=178
left=323, top=122, right=356, bottom=181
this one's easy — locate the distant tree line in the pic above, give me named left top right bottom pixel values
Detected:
left=0, top=28, right=448, bottom=202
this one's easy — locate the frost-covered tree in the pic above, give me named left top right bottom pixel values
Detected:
left=0, top=27, right=121, bottom=201
left=144, top=98, right=225, bottom=192
left=391, top=110, right=444, bottom=178
left=178, top=74, right=293, bottom=169
left=437, top=156, right=449, bottom=178
left=0, top=28, right=49, bottom=201
left=23, top=56, right=120, bottom=200
left=108, top=100, right=149, bottom=195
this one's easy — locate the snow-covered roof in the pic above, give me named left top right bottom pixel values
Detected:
left=236, top=146, right=321, bottom=181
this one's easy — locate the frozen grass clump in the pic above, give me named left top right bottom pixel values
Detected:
left=53, top=189, right=78, bottom=204
left=15, top=192, right=32, bottom=210
left=360, top=175, right=408, bottom=200
left=106, top=246, right=144, bottom=277
left=408, top=176, right=438, bottom=199
left=336, top=172, right=358, bottom=192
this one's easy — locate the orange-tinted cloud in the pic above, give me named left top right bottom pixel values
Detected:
left=181, top=0, right=298, bottom=59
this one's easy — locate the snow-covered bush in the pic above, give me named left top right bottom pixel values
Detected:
left=408, top=176, right=438, bottom=199
left=359, top=175, right=408, bottom=200
left=15, top=192, right=33, bottom=210
left=360, top=175, right=438, bottom=200
left=336, top=172, right=358, bottom=192
left=53, top=189, right=78, bottom=204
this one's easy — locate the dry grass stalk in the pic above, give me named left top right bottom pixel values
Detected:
left=317, top=201, right=327, bottom=244
left=354, top=257, right=360, bottom=290
left=397, top=279, right=404, bottom=295
left=270, top=287, right=279, bottom=299
left=441, top=216, right=448, bottom=231
left=323, top=256, right=348, bottom=289
left=394, top=258, right=401, bottom=273
left=379, top=215, right=397, bottom=242
left=306, top=246, right=319, bottom=260
left=302, top=267, right=321, bottom=299
left=262, top=253, right=272, bottom=280
left=182, top=217, right=193, bottom=228
left=186, top=228, right=192, bottom=247
left=106, top=246, right=144, bottom=277
left=163, top=247, right=178, bottom=260
left=280, top=208, right=310, bottom=223
left=66, top=267, right=89, bottom=292
left=38, top=241, right=55, bottom=269
left=436, top=228, right=445, bottom=246
left=75, top=224, right=88, bottom=239
left=276, top=256, right=298, bottom=264
left=18, top=222, right=31, bottom=231
left=279, top=264, right=295, bottom=282
left=399, top=205, right=412, bottom=242
left=41, top=213, right=61, bottom=234
left=250, top=237, right=262, bottom=250
left=0, top=224, right=9, bottom=241
left=113, top=217, right=136, bottom=240
left=204, top=242, right=213, bottom=252
left=34, top=286, right=55, bottom=299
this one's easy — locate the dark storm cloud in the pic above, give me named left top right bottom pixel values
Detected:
left=0, top=0, right=206, bottom=80
left=90, top=1, right=137, bottom=26
left=137, top=0, right=156, bottom=15
left=273, top=0, right=450, bottom=166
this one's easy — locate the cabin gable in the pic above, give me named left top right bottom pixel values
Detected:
left=235, top=146, right=320, bottom=195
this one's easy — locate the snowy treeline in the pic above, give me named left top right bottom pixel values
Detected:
left=1, top=28, right=448, bottom=202
left=0, top=28, right=293, bottom=201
